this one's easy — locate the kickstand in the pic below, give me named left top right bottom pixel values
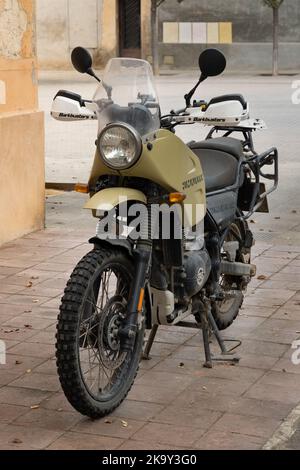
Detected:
left=142, top=301, right=241, bottom=367
left=200, top=299, right=241, bottom=369
left=142, top=324, right=159, bottom=360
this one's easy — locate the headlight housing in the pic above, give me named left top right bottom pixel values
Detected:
left=98, top=123, right=143, bottom=170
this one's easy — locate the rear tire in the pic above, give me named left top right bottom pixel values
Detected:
left=212, top=291, right=244, bottom=331
left=56, top=248, right=145, bottom=419
left=212, top=220, right=251, bottom=331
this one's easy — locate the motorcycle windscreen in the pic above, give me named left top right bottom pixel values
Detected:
left=93, top=58, right=160, bottom=137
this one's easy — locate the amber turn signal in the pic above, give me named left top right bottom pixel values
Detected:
left=168, top=193, right=187, bottom=204
left=75, top=183, right=89, bottom=194
left=138, top=288, right=145, bottom=313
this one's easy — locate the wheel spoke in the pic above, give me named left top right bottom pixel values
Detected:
left=56, top=250, right=146, bottom=419
left=77, top=265, right=135, bottom=401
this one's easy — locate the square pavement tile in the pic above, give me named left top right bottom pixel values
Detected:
left=0, top=267, right=25, bottom=276
left=181, top=376, right=253, bottom=399
left=46, top=432, right=123, bottom=451
left=8, top=342, right=54, bottom=359
left=13, top=408, right=82, bottom=432
left=210, top=412, right=281, bottom=439
left=245, top=382, right=300, bottom=405
left=238, top=354, right=279, bottom=370
left=34, top=359, right=57, bottom=376
left=127, top=383, right=184, bottom=405
left=0, top=424, right=63, bottom=450
left=9, top=372, right=61, bottom=392
left=150, top=403, right=222, bottom=430
left=40, top=392, right=77, bottom=413
left=0, top=295, right=52, bottom=307
left=0, top=371, right=29, bottom=387
left=194, top=430, right=265, bottom=450
left=0, top=304, right=31, bottom=317
left=26, top=330, right=56, bottom=346
left=225, top=396, right=293, bottom=421
left=72, top=417, right=145, bottom=440
left=3, top=354, right=46, bottom=373
left=239, top=305, right=278, bottom=318
left=0, top=387, right=53, bottom=407
left=0, top=404, right=29, bottom=424
left=256, top=370, right=300, bottom=388
left=0, top=326, right=38, bottom=342
left=110, top=400, right=165, bottom=422
left=2, top=314, right=55, bottom=330
left=132, top=422, right=206, bottom=448
left=239, top=339, right=289, bottom=357
left=0, top=284, right=27, bottom=295
left=117, top=439, right=189, bottom=451
left=272, top=357, right=300, bottom=374
left=135, top=370, right=196, bottom=391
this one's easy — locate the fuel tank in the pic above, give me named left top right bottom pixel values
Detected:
left=89, top=129, right=206, bottom=228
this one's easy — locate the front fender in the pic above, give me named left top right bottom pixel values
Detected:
left=84, top=188, right=147, bottom=212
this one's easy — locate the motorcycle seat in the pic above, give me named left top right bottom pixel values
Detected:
left=189, top=137, right=244, bottom=160
left=189, top=138, right=244, bottom=193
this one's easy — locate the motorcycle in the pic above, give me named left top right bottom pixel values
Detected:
left=51, top=47, right=278, bottom=418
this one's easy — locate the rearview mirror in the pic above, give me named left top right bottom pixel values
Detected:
left=199, top=49, right=227, bottom=79
left=71, top=47, right=101, bottom=83
left=71, top=47, right=93, bottom=74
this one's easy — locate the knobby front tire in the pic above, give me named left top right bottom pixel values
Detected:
left=56, top=248, right=145, bottom=419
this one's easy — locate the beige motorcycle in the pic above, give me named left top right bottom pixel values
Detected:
left=52, top=47, right=278, bottom=418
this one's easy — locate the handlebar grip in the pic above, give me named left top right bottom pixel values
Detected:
left=171, top=108, right=186, bottom=115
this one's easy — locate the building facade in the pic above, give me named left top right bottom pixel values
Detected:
left=36, top=0, right=300, bottom=72
left=159, top=0, right=300, bottom=72
left=36, top=0, right=152, bottom=69
left=0, top=0, right=45, bottom=246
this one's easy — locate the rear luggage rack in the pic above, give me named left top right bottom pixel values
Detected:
left=205, top=126, right=279, bottom=220
left=242, top=147, right=279, bottom=219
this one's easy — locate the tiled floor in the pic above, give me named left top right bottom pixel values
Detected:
left=0, top=198, right=300, bottom=449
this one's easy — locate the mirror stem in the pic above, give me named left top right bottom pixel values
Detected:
left=87, top=68, right=101, bottom=83
left=87, top=67, right=112, bottom=100
left=184, top=74, right=207, bottom=108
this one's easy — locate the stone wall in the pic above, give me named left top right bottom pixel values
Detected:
left=35, top=0, right=300, bottom=72
left=36, top=0, right=106, bottom=69
left=159, top=0, right=300, bottom=71
left=0, top=0, right=45, bottom=246
left=159, top=0, right=300, bottom=43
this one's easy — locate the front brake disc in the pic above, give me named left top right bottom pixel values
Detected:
left=98, top=296, right=128, bottom=370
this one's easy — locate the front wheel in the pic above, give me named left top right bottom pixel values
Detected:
left=56, top=248, right=145, bottom=419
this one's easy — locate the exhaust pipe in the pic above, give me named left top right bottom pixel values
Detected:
left=220, top=261, right=256, bottom=277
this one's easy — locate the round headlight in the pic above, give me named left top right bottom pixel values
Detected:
left=98, top=123, right=142, bottom=170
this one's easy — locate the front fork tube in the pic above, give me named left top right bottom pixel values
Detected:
left=120, top=241, right=152, bottom=351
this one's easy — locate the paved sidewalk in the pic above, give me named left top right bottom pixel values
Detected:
left=0, top=193, right=299, bottom=450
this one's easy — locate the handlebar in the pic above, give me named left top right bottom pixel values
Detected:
left=171, top=107, right=187, bottom=115
left=169, top=100, right=207, bottom=116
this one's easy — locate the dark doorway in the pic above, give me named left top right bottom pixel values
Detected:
left=119, top=0, right=141, bottom=58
